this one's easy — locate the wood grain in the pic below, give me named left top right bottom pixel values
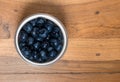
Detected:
left=0, top=39, right=120, bottom=61
left=0, top=0, right=120, bottom=82
left=0, top=0, right=120, bottom=39
left=0, top=57, right=120, bottom=73
left=0, top=73, right=120, bottom=82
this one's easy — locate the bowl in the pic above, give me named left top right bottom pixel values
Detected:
left=15, top=13, right=68, bottom=66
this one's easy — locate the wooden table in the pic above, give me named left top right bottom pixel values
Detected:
left=0, top=0, right=120, bottom=82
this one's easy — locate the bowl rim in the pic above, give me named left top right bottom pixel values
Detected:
left=15, top=13, right=68, bottom=66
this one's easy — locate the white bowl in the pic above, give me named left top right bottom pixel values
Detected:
left=15, top=13, right=68, bottom=66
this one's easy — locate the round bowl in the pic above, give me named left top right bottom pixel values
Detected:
left=15, top=13, right=68, bottom=66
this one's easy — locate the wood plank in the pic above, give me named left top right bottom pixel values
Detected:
left=0, top=0, right=120, bottom=39
left=0, top=56, right=120, bottom=73
left=0, top=39, right=120, bottom=61
left=0, top=73, right=120, bottom=82
left=7, top=0, right=99, bottom=5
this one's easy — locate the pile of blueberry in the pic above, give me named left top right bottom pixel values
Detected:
left=18, top=17, right=64, bottom=63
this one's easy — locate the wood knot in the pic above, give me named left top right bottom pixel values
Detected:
left=96, top=53, right=101, bottom=56
left=95, top=11, right=100, bottom=15
left=14, top=9, right=18, bottom=12
left=0, top=22, right=10, bottom=39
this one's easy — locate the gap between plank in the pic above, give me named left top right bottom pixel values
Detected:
left=0, top=72, right=120, bottom=75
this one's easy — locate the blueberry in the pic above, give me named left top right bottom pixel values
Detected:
left=46, top=35, right=50, bottom=40
left=59, top=32, right=64, bottom=39
left=30, top=19, right=37, bottom=26
left=54, top=32, right=59, bottom=38
left=41, top=42, right=49, bottom=49
left=58, top=37, right=63, bottom=44
left=58, top=36, right=62, bottom=41
left=55, top=44, right=62, bottom=52
left=51, top=32, right=59, bottom=38
left=47, top=47, right=53, bottom=52
left=33, top=54, right=39, bottom=60
left=39, top=28, right=48, bottom=38
left=23, top=23, right=32, bottom=33
left=30, top=45, right=34, bottom=50
left=36, top=18, right=46, bottom=26
left=49, top=50, right=57, bottom=58
left=33, top=42, right=40, bottom=50
left=58, top=33, right=64, bottom=43
left=50, top=39, right=59, bottom=47
left=21, top=47, right=31, bottom=58
left=19, top=42, right=25, bottom=49
left=47, top=20, right=54, bottom=25
left=29, top=55, right=34, bottom=61
left=27, top=37, right=34, bottom=45
left=45, top=24, right=53, bottom=32
left=40, top=51, right=47, bottom=60
left=38, top=48, right=42, bottom=52
left=37, top=58, right=43, bottom=63
left=54, top=27, right=60, bottom=33
left=19, top=31, right=28, bottom=42
left=28, top=51, right=38, bottom=61
left=45, top=21, right=54, bottom=32
left=31, top=27, right=39, bottom=38
left=36, top=35, right=44, bottom=41
left=33, top=55, right=38, bottom=59
left=33, top=51, right=37, bottom=54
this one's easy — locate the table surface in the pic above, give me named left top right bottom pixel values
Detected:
left=0, top=0, right=120, bottom=82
